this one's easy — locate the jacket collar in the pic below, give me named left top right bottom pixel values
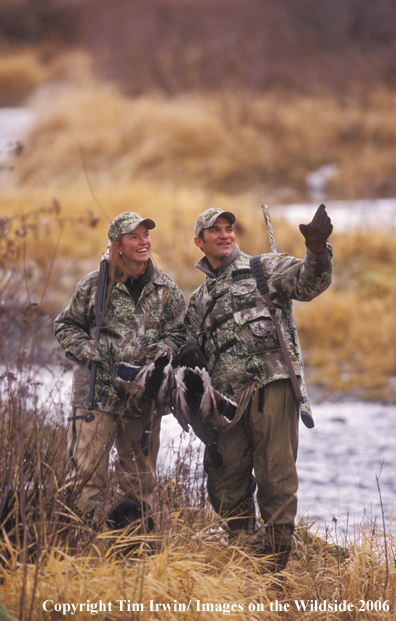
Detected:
left=115, top=258, right=166, bottom=291
left=195, top=244, right=241, bottom=278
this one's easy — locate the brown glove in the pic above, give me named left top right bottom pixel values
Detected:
left=299, top=204, right=333, bottom=253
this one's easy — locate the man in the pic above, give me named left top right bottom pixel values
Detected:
left=182, top=204, right=332, bottom=570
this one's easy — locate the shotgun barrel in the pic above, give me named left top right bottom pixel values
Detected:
left=87, top=248, right=109, bottom=411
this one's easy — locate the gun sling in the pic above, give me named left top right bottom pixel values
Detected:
left=249, top=255, right=307, bottom=415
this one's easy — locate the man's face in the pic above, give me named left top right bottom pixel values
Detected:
left=194, top=216, right=236, bottom=268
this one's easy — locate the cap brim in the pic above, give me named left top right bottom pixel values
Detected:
left=141, top=218, right=156, bottom=230
left=220, top=211, right=236, bottom=225
left=122, top=218, right=156, bottom=235
left=194, top=209, right=237, bottom=236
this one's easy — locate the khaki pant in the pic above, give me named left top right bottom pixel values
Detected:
left=68, top=409, right=160, bottom=515
left=204, top=379, right=299, bottom=546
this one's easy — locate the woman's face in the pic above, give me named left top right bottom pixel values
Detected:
left=119, top=223, right=152, bottom=270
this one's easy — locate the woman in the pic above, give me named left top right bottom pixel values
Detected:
left=54, top=211, right=186, bottom=529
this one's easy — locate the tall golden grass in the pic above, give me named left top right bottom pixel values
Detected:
left=1, top=320, right=394, bottom=621
left=0, top=467, right=395, bottom=621
left=1, top=524, right=395, bottom=621
left=13, top=85, right=396, bottom=200
left=0, top=347, right=394, bottom=620
left=0, top=47, right=51, bottom=105
left=1, top=49, right=396, bottom=200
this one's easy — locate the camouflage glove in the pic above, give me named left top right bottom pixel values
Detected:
left=299, top=204, right=333, bottom=253
left=178, top=342, right=207, bottom=370
left=79, top=339, right=103, bottom=363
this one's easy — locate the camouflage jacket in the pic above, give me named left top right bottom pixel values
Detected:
left=185, top=244, right=332, bottom=398
left=54, top=259, right=186, bottom=413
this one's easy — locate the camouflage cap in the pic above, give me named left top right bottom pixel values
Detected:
left=108, top=211, right=156, bottom=243
left=194, top=208, right=236, bottom=237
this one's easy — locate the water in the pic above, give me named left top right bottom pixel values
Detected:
left=161, top=398, right=396, bottom=537
left=297, top=400, right=395, bottom=535
left=0, top=107, right=35, bottom=163
left=269, top=193, right=396, bottom=534
left=274, top=198, right=396, bottom=232
left=2, top=106, right=396, bottom=235
left=2, top=109, right=394, bottom=537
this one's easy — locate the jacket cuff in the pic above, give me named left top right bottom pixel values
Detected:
left=305, top=242, right=333, bottom=274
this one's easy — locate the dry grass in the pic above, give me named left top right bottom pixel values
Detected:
left=0, top=185, right=282, bottom=302
left=14, top=85, right=396, bottom=201
left=1, top=48, right=396, bottom=201
left=295, top=229, right=396, bottom=401
left=0, top=47, right=98, bottom=106
left=1, top=487, right=395, bottom=620
left=0, top=47, right=51, bottom=106
left=0, top=355, right=395, bottom=620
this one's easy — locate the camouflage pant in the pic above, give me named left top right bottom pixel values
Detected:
left=68, top=409, right=160, bottom=515
left=204, top=379, right=299, bottom=546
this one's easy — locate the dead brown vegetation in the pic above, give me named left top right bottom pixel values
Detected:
left=1, top=0, right=396, bottom=97
left=2, top=68, right=396, bottom=201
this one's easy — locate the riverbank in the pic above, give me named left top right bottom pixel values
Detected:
left=0, top=392, right=394, bottom=621
left=160, top=399, right=396, bottom=535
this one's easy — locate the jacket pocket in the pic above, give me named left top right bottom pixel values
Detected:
left=229, top=280, right=257, bottom=296
left=233, top=306, right=279, bottom=352
left=229, top=279, right=257, bottom=312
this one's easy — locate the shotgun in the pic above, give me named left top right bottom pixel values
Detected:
left=87, top=245, right=109, bottom=412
